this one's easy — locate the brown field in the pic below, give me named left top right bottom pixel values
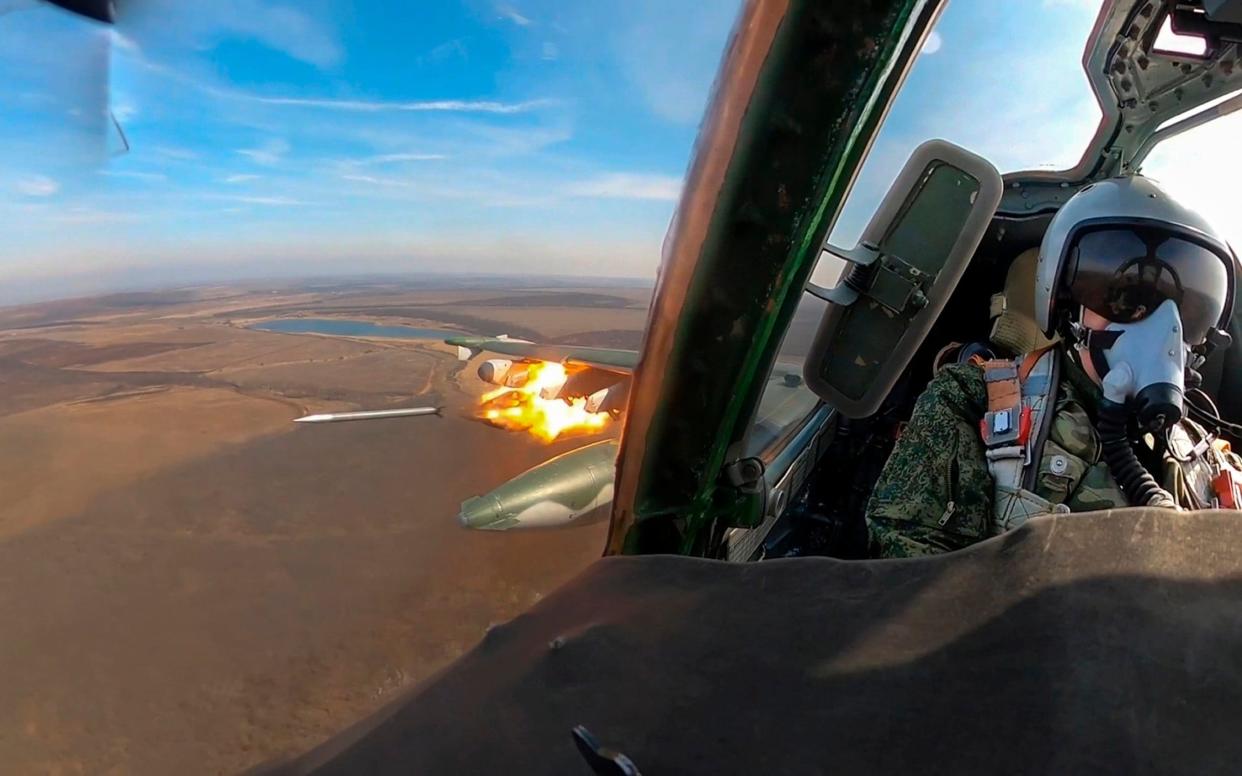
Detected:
left=0, top=281, right=651, bottom=774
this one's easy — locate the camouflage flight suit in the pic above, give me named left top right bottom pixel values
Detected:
left=866, top=350, right=1242, bottom=558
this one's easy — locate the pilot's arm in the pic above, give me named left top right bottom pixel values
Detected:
left=865, top=363, right=995, bottom=558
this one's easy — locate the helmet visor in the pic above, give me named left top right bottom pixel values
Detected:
left=1065, top=226, right=1231, bottom=344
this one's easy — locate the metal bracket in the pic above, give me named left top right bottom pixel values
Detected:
left=807, top=281, right=860, bottom=305
left=723, top=457, right=765, bottom=494
left=823, top=241, right=882, bottom=267
left=867, top=255, right=929, bottom=314
left=806, top=246, right=931, bottom=313
left=806, top=241, right=881, bottom=306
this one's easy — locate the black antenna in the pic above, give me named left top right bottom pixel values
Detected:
left=110, top=110, right=130, bottom=156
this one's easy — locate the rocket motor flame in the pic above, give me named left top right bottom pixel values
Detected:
left=479, top=361, right=611, bottom=442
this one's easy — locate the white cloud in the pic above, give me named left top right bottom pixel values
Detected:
left=154, top=146, right=200, bottom=161
left=112, top=99, right=138, bottom=123
left=14, top=175, right=59, bottom=197
left=341, top=174, right=409, bottom=187
left=220, top=195, right=307, bottom=206
left=233, top=93, right=554, bottom=114
left=612, top=1, right=738, bottom=125
left=354, top=152, right=447, bottom=165
left=126, top=0, right=343, bottom=69
left=239, top=3, right=343, bottom=68
left=223, top=173, right=261, bottom=184
left=236, top=138, right=291, bottom=166
left=117, top=42, right=553, bottom=116
left=496, top=4, right=531, bottom=26
left=110, top=31, right=140, bottom=53
left=100, top=170, right=167, bottom=182
left=569, top=173, right=681, bottom=201
left=452, top=121, right=573, bottom=155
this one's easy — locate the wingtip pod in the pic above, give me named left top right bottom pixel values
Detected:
left=457, top=439, right=619, bottom=531
left=446, top=333, right=535, bottom=362
left=458, top=496, right=483, bottom=528
left=443, top=335, right=479, bottom=361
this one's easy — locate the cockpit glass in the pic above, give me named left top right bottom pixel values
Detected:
left=0, top=1, right=739, bottom=772
left=1141, top=95, right=1242, bottom=258
left=754, top=0, right=1105, bottom=455
left=812, top=0, right=1103, bottom=287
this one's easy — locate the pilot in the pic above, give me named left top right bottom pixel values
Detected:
left=866, top=175, right=1242, bottom=558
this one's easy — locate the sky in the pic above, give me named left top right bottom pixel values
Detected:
left=0, top=0, right=740, bottom=300
left=0, top=0, right=1239, bottom=303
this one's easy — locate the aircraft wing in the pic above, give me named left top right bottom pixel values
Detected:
left=445, top=336, right=637, bottom=375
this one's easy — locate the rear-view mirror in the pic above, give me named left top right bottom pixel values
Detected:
left=802, top=139, right=1002, bottom=418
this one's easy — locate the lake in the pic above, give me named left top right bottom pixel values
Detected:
left=249, top=318, right=456, bottom=339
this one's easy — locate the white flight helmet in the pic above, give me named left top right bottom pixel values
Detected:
left=1034, top=175, right=1236, bottom=347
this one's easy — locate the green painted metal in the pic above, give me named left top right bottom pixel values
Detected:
left=619, top=0, right=944, bottom=556
left=458, top=439, right=618, bottom=530
left=444, top=335, right=638, bottom=372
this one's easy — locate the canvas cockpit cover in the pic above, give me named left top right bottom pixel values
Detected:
left=261, top=509, right=1242, bottom=775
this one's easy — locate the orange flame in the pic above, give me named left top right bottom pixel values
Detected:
left=478, top=361, right=611, bottom=442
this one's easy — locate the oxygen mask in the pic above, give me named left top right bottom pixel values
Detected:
left=1087, top=299, right=1187, bottom=433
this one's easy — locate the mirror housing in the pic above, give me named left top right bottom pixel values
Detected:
left=802, top=139, right=1002, bottom=418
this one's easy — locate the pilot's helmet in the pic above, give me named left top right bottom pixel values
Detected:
left=1034, top=174, right=1237, bottom=347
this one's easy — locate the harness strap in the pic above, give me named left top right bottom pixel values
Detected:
left=1021, top=347, right=1060, bottom=491
left=981, top=348, right=1058, bottom=532
left=981, top=361, right=1023, bottom=448
left=1018, top=347, right=1052, bottom=382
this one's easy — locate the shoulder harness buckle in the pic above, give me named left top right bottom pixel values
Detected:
left=982, top=348, right=1059, bottom=530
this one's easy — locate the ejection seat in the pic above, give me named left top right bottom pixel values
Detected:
left=986, top=248, right=1057, bottom=358
left=931, top=247, right=1054, bottom=373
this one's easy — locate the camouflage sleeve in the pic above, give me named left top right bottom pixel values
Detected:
left=866, top=363, right=994, bottom=558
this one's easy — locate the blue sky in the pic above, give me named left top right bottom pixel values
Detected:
left=0, top=0, right=1238, bottom=302
left=817, top=0, right=1241, bottom=283
left=0, top=0, right=739, bottom=299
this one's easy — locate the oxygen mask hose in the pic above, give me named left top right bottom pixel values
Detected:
left=1099, top=363, right=1178, bottom=509
left=1098, top=398, right=1177, bottom=509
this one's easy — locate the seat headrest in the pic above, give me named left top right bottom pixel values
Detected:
left=990, top=248, right=1058, bottom=356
